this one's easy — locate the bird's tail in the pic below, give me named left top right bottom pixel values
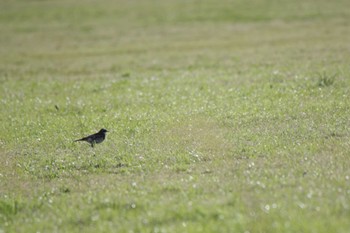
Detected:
left=74, top=139, right=84, bottom=142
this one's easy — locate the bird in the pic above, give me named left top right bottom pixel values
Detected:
left=74, top=128, right=109, bottom=147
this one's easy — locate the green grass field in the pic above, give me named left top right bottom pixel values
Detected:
left=1, top=0, right=350, bottom=232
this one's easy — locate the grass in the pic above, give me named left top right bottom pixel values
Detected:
left=1, top=0, right=350, bottom=232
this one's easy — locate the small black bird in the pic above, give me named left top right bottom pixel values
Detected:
left=74, top=128, right=109, bottom=147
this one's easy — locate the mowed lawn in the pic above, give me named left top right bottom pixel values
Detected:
left=1, top=0, right=350, bottom=232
